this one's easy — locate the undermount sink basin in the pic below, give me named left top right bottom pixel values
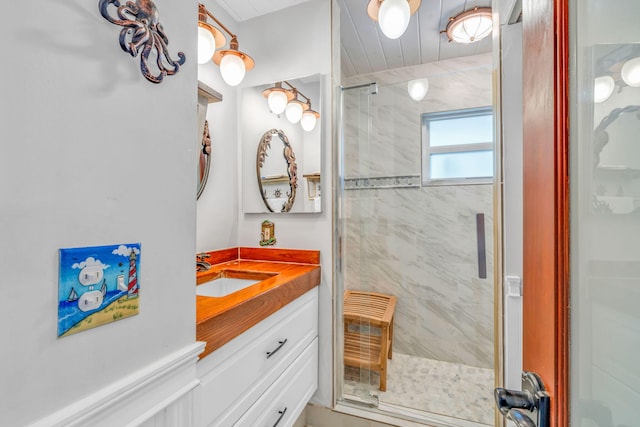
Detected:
left=197, top=278, right=259, bottom=297
left=197, top=270, right=277, bottom=298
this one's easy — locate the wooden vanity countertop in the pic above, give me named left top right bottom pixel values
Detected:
left=196, top=248, right=321, bottom=359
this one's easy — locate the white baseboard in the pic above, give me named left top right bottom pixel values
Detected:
left=29, top=342, right=205, bottom=427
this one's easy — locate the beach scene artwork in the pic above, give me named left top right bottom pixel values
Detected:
left=58, top=243, right=141, bottom=337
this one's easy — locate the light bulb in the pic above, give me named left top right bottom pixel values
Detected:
left=197, top=27, right=216, bottom=64
left=301, top=111, right=317, bottom=132
left=594, top=76, right=615, bottom=103
left=285, top=102, right=304, bottom=123
left=621, top=57, right=640, bottom=87
left=408, top=78, right=429, bottom=101
left=378, top=0, right=411, bottom=39
left=219, top=54, right=246, bottom=86
left=268, top=91, right=288, bottom=114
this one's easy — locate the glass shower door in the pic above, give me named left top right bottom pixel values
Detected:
left=337, top=70, right=496, bottom=426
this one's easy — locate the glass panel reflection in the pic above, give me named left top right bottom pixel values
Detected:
left=571, top=3, right=640, bottom=423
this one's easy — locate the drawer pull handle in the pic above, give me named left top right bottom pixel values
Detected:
left=266, top=339, right=288, bottom=359
left=272, top=407, right=287, bottom=427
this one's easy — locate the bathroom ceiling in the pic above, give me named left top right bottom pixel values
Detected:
left=215, top=0, right=520, bottom=78
left=338, top=0, right=519, bottom=77
left=215, top=0, right=315, bottom=22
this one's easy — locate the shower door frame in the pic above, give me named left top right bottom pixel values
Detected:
left=333, top=81, right=379, bottom=411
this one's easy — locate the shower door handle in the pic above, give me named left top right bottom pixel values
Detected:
left=494, top=372, right=550, bottom=427
left=476, top=213, right=487, bottom=278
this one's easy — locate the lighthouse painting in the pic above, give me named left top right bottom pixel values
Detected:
left=58, top=243, right=141, bottom=337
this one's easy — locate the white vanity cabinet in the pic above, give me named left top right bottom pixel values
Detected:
left=196, top=287, right=318, bottom=427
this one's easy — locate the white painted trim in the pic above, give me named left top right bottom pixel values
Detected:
left=29, top=342, right=205, bottom=427
left=128, top=380, right=200, bottom=427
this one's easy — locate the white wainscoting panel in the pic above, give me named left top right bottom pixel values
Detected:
left=29, top=342, right=205, bottom=427
left=137, top=388, right=197, bottom=427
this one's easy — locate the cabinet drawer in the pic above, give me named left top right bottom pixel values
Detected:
left=198, top=288, right=318, bottom=427
left=235, top=338, right=318, bottom=427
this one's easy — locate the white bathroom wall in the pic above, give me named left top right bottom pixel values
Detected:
left=235, top=0, right=334, bottom=407
left=0, top=0, right=201, bottom=425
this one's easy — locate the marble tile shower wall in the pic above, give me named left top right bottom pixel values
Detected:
left=343, top=66, right=492, bottom=178
left=344, top=185, right=494, bottom=368
left=342, top=55, right=494, bottom=369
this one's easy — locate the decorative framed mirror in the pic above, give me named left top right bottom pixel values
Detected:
left=256, top=129, right=298, bottom=212
left=197, top=120, right=212, bottom=199
left=197, top=81, right=222, bottom=200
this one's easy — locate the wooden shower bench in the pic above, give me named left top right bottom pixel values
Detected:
left=343, top=290, right=397, bottom=391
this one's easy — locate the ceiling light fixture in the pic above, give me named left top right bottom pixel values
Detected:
left=407, top=78, right=429, bottom=101
left=367, top=0, right=421, bottom=40
left=444, top=7, right=493, bottom=44
left=198, top=3, right=254, bottom=86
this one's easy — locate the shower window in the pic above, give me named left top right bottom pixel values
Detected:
left=421, top=106, right=494, bottom=184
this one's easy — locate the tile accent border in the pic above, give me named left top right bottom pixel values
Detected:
left=345, top=175, right=422, bottom=190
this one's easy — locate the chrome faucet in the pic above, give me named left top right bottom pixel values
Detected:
left=196, top=253, right=211, bottom=271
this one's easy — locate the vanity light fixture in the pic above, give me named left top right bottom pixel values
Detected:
left=198, top=3, right=254, bottom=86
left=300, top=101, right=320, bottom=132
left=263, top=81, right=320, bottom=130
left=367, top=0, right=421, bottom=39
left=263, top=82, right=295, bottom=115
left=285, top=89, right=309, bottom=123
left=593, top=75, right=615, bottom=103
left=197, top=4, right=226, bottom=64
left=621, top=56, right=640, bottom=87
left=444, top=7, right=493, bottom=44
left=407, top=78, right=429, bottom=101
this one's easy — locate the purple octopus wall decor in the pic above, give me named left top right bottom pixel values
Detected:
left=98, top=0, right=185, bottom=84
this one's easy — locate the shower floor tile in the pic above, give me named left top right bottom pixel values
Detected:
left=343, top=353, right=494, bottom=425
